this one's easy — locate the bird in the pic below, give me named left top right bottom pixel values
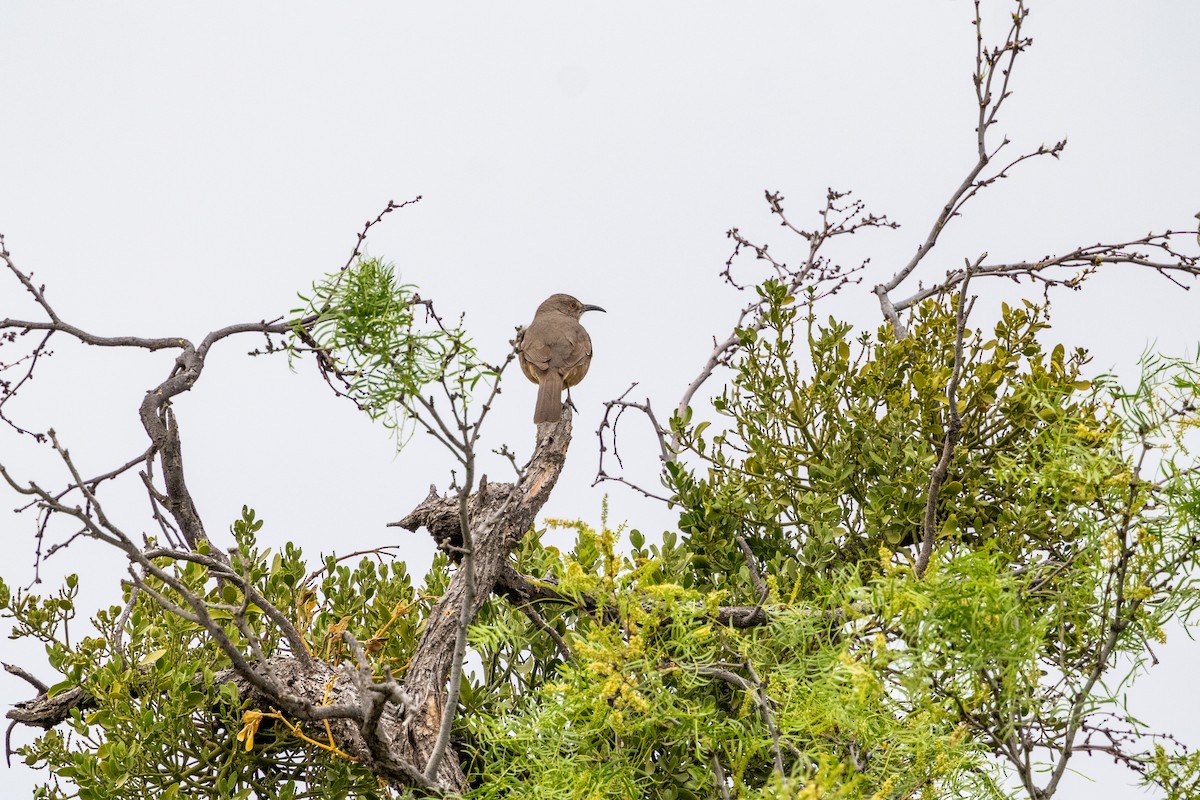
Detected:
left=518, top=293, right=605, bottom=424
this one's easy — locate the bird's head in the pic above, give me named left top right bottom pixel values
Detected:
left=540, top=293, right=606, bottom=319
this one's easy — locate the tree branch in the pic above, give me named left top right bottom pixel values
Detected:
left=916, top=263, right=976, bottom=578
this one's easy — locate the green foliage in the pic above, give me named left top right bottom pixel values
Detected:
left=290, top=257, right=490, bottom=444
left=462, top=515, right=987, bottom=800
left=656, top=283, right=1200, bottom=797
left=671, top=281, right=1117, bottom=596
left=1147, top=744, right=1200, bottom=800
left=3, top=508, right=446, bottom=799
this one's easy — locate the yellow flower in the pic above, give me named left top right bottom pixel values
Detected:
left=870, top=776, right=897, bottom=800
left=236, top=710, right=265, bottom=752
left=1129, top=585, right=1153, bottom=601
left=587, top=661, right=614, bottom=678
left=601, top=673, right=622, bottom=698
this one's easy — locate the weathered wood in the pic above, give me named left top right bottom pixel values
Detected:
left=6, top=413, right=574, bottom=795
left=393, top=413, right=572, bottom=790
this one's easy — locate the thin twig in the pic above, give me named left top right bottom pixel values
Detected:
left=695, top=664, right=785, bottom=776
left=516, top=603, right=573, bottom=663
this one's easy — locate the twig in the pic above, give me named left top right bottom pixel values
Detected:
left=711, top=751, right=732, bottom=800
left=594, top=383, right=673, bottom=500
left=515, top=603, right=573, bottom=663
left=2, top=663, right=49, bottom=693
left=915, top=262, right=976, bottom=578
left=303, top=546, right=402, bottom=587
left=875, top=0, right=1035, bottom=337
left=695, top=663, right=785, bottom=776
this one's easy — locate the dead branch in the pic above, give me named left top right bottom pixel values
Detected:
left=874, top=0, right=1038, bottom=337
left=389, top=412, right=573, bottom=791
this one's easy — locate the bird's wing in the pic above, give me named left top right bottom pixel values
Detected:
left=519, top=332, right=555, bottom=371
left=523, top=315, right=589, bottom=374
left=565, top=329, right=592, bottom=370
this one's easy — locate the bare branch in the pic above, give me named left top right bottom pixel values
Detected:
left=593, top=383, right=673, bottom=501
left=689, top=190, right=877, bottom=424
left=422, top=464, right=477, bottom=783
left=2, top=663, right=49, bottom=694
left=0, top=328, right=53, bottom=442
left=339, top=199, right=423, bottom=278
left=874, top=1, right=1042, bottom=336
left=340, top=631, right=433, bottom=790
left=892, top=234, right=1200, bottom=315
left=734, top=534, right=772, bottom=628
left=694, top=663, right=785, bottom=776
left=915, top=262, right=976, bottom=578
left=395, top=411, right=575, bottom=791
left=597, top=188, right=884, bottom=499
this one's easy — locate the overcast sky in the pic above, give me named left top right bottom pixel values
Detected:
left=2, top=3, right=1198, bottom=797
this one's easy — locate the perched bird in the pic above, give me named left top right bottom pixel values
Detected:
left=518, top=293, right=605, bottom=424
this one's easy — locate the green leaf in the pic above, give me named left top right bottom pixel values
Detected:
left=139, top=648, right=168, bottom=667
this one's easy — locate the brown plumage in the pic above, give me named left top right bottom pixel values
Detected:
left=518, top=293, right=605, bottom=423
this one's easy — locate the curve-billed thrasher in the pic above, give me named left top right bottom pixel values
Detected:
left=519, top=293, right=605, bottom=424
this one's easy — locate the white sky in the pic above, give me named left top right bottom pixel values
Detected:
left=2, top=2, right=1198, bottom=797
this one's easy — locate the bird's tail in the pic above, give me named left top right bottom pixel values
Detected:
left=534, top=372, right=564, bottom=424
